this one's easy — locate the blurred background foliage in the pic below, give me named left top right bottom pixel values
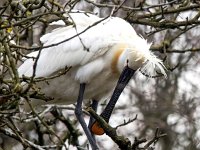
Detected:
left=0, top=0, right=200, bottom=149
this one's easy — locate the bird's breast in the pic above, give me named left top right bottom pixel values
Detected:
left=110, top=44, right=128, bottom=74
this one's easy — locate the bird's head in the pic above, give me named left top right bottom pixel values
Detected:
left=115, top=36, right=166, bottom=77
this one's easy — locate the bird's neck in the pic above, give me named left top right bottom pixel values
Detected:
left=110, top=43, right=147, bottom=76
left=116, top=49, right=129, bottom=72
left=111, top=46, right=147, bottom=75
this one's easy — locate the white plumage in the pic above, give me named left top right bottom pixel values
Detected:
left=18, top=12, right=166, bottom=106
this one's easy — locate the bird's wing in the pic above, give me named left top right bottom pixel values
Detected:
left=18, top=14, right=137, bottom=77
left=50, top=11, right=101, bottom=26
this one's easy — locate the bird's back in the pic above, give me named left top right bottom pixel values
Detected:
left=18, top=13, right=139, bottom=107
left=18, top=13, right=137, bottom=78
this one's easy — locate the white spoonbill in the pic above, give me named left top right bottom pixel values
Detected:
left=18, top=12, right=166, bottom=150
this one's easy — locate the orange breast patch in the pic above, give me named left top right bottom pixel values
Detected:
left=111, top=44, right=126, bottom=74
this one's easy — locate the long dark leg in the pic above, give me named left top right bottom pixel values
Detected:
left=91, top=66, right=136, bottom=135
left=88, top=100, right=98, bottom=141
left=75, top=83, right=98, bottom=150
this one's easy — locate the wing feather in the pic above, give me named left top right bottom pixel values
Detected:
left=18, top=14, right=137, bottom=77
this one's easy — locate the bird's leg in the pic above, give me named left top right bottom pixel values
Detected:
left=88, top=100, right=98, bottom=141
left=75, top=83, right=98, bottom=150
left=91, top=66, right=136, bottom=135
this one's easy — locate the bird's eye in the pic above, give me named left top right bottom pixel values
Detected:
left=126, top=59, right=129, bottom=65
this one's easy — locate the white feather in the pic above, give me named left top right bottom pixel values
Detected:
left=19, top=14, right=137, bottom=78
left=18, top=12, right=166, bottom=106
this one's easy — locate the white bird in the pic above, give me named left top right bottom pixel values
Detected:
left=18, top=12, right=166, bottom=150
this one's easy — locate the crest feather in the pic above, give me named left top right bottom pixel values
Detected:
left=132, top=37, right=167, bottom=78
